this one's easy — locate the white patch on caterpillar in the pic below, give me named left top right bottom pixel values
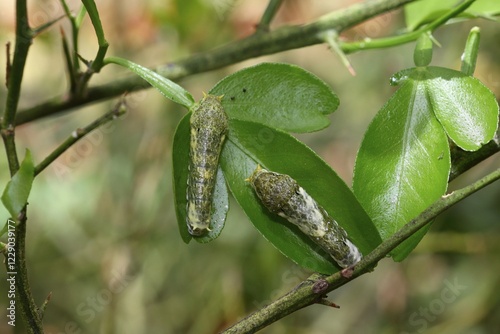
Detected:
left=278, top=187, right=327, bottom=238
left=339, top=239, right=363, bottom=268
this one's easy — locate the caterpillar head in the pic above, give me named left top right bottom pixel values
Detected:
left=247, top=165, right=299, bottom=214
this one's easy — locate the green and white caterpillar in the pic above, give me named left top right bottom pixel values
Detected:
left=187, top=94, right=228, bottom=236
left=247, top=166, right=362, bottom=268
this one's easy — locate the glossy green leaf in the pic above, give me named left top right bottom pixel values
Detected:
left=395, top=67, right=499, bottom=151
left=221, top=120, right=381, bottom=274
left=105, top=56, right=195, bottom=109
left=210, top=63, right=339, bottom=133
left=353, top=79, right=451, bottom=261
left=2, top=149, right=35, bottom=218
left=405, top=0, right=500, bottom=31
left=172, top=114, right=229, bottom=244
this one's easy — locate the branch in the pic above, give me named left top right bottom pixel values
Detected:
left=2, top=0, right=33, bottom=174
left=15, top=214, right=44, bottom=333
left=2, top=214, right=44, bottom=333
left=15, top=0, right=418, bottom=125
left=221, top=168, right=500, bottom=333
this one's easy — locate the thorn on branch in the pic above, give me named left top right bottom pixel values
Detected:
left=39, top=291, right=52, bottom=320
left=317, top=298, right=340, bottom=309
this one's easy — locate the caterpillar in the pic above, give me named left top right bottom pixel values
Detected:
left=186, top=94, right=228, bottom=236
left=247, top=165, right=362, bottom=268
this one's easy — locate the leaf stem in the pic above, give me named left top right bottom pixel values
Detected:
left=73, top=0, right=109, bottom=96
left=81, top=0, right=108, bottom=72
left=221, top=168, right=500, bottom=333
left=340, top=0, right=476, bottom=53
left=257, top=0, right=284, bottom=32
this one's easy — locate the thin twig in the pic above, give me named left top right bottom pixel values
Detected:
left=60, top=28, right=77, bottom=94
left=340, top=0, right=476, bottom=53
left=34, top=99, right=127, bottom=176
left=80, top=0, right=109, bottom=73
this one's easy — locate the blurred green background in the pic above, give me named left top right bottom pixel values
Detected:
left=1, top=0, right=499, bottom=333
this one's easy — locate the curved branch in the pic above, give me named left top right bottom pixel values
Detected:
left=1, top=1, right=44, bottom=332
left=15, top=0, right=417, bottom=125
left=221, top=168, right=500, bottom=333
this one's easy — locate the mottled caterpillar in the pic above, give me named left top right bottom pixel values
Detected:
left=247, top=166, right=362, bottom=268
left=186, top=94, right=228, bottom=236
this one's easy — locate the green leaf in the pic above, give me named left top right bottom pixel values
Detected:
left=2, top=149, right=35, bottom=218
left=210, top=63, right=339, bottom=133
left=172, top=114, right=229, bottom=244
left=396, top=67, right=499, bottom=151
left=405, top=0, right=500, bottom=31
left=0, top=221, right=9, bottom=238
left=222, top=120, right=381, bottom=274
left=353, top=79, right=451, bottom=261
left=105, top=56, right=195, bottom=109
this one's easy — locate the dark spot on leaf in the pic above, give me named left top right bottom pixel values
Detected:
left=242, top=88, right=247, bottom=93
